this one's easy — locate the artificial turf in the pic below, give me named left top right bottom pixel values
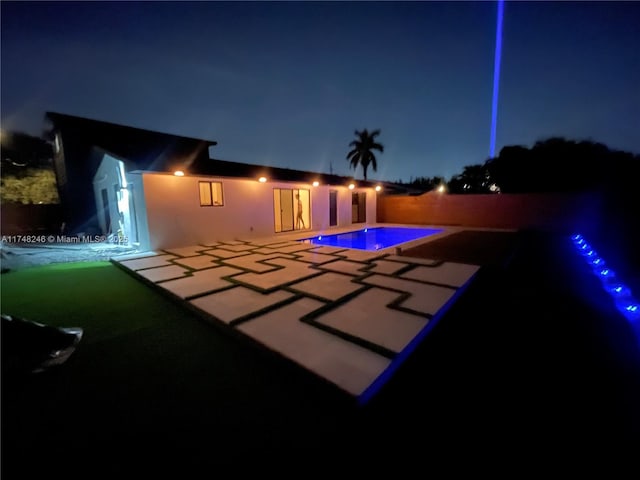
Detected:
left=1, top=261, right=356, bottom=475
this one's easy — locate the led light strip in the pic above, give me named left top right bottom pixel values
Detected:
left=571, top=234, right=640, bottom=337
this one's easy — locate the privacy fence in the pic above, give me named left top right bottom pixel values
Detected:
left=0, top=204, right=63, bottom=236
left=377, top=191, right=604, bottom=236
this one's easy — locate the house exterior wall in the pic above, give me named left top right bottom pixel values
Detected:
left=47, top=112, right=214, bottom=234
left=377, top=191, right=603, bottom=235
left=92, top=152, right=141, bottom=245
left=128, top=173, right=150, bottom=250
left=137, top=172, right=377, bottom=250
left=92, top=153, right=122, bottom=235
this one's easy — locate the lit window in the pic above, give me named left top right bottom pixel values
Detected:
left=199, top=181, right=224, bottom=206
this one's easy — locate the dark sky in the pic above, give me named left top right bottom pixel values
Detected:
left=1, top=1, right=639, bottom=182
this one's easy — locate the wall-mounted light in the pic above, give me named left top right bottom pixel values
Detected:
left=258, top=176, right=267, bottom=183
left=174, top=170, right=185, bottom=177
left=348, top=183, right=355, bottom=190
left=312, top=181, right=320, bottom=187
left=375, top=185, right=382, bottom=192
left=437, top=184, right=446, bottom=193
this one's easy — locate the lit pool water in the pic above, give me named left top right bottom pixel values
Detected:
left=300, top=227, right=443, bottom=251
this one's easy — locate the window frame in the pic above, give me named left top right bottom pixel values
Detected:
left=198, top=181, right=224, bottom=207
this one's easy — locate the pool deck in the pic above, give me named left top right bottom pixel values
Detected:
left=111, top=224, right=490, bottom=403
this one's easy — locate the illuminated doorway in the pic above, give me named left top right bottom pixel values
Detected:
left=274, top=188, right=310, bottom=233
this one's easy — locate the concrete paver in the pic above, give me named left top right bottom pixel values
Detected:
left=315, top=259, right=369, bottom=276
left=137, top=265, right=188, bottom=282
left=237, top=297, right=392, bottom=397
left=173, top=255, right=220, bottom=270
left=111, top=226, right=479, bottom=403
left=191, top=286, right=294, bottom=324
left=119, top=254, right=177, bottom=270
left=401, top=262, right=480, bottom=287
left=287, top=272, right=365, bottom=301
left=161, top=266, right=243, bottom=298
left=313, top=287, right=429, bottom=354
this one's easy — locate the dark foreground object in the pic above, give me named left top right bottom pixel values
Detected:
left=1, top=313, right=83, bottom=378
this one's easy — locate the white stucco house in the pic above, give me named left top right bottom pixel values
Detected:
left=47, top=112, right=383, bottom=252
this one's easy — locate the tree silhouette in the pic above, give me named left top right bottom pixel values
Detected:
left=346, top=129, right=384, bottom=181
left=406, top=175, right=444, bottom=193
left=448, top=164, right=494, bottom=193
left=485, top=137, right=615, bottom=193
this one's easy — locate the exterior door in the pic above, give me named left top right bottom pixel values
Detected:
left=352, top=192, right=366, bottom=223
left=329, top=190, right=337, bottom=227
left=101, top=188, right=111, bottom=234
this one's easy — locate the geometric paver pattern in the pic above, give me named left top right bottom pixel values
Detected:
left=112, top=232, right=480, bottom=403
left=287, top=272, right=365, bottom=301
left=161, top=266, right=243, bottom=299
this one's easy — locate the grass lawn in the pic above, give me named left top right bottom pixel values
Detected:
left=2, top=233, right=639, bottom=473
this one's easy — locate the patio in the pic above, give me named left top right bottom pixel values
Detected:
left=110, top=225, right=483, bottom=402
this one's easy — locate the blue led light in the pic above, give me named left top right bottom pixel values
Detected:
left=615, top=299, right=640, bottom=323
left=598, top=268, right=617, bottom=281
left=572, top=233, right=640, bottom=340
left=608, top=283, right=631, bottom=298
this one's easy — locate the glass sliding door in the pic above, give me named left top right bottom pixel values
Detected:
left=274, top=188, right=310, bottom=233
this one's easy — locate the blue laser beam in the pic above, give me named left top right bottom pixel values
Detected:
left=490, top=0, right=505, bottom=158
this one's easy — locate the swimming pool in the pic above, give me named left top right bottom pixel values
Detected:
left=300, top=227, right=443, bottom=251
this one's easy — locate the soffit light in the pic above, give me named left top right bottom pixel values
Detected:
left=174, top=170, right=185, bottom=177
left=258, top=176, right=267, bottom=183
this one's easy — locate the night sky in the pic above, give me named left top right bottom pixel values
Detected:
left=1, top=1, right=638, bottom=182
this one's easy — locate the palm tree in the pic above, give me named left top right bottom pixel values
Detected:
left=346, top=129, right=384, bottom=181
